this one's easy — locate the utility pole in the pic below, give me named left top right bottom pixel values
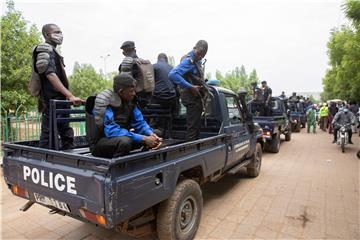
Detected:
left=100, top=54, right=110, bottom=78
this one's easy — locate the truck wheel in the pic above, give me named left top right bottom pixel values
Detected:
left=157, top=179, right=203, bottom=240
left=247, top=143, right=262, bottom=177
left=285, top=132, right=291, bottom=141
left=270, top=133, right=280, bottom=153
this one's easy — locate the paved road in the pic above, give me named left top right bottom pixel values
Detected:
left=1, top=130, right=359, bottom=239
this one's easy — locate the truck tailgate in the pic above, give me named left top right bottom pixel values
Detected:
left=3, top=150, right=107, bottom=218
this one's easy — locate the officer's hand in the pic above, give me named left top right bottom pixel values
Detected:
left=143, top=135, right=159, bottom=148
left=68, top=95, right=84, bottom=106
left=190, top=85, right=201, bottom=96
left=151, top=133, right=163, bottom=142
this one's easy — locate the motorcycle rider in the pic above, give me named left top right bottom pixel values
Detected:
left=332, top=106, right=355, bottom=144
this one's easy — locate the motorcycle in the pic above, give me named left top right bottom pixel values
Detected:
left=335, top=123, right=352, bottom=153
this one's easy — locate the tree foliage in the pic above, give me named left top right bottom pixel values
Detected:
left=1, top=0, right=41, bottom=113
left=322, top=0, right=360, bottom=102
left=216, top=65, right=259, bottom=93
left=69, top=62, right=112, bottom=99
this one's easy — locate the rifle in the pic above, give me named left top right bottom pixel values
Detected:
left=189, top=58, right=214, bottom=118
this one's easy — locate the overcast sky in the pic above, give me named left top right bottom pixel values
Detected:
left=5, top=0, right=347, bottom=95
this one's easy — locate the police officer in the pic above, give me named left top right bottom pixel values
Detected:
left=152, top=53, right=179, bottom=114
left=34, top=24, right=82, bottom=149
left=118, top=41, right=151, bottom=109
left=279, top=91, right=286, bottom=99
left=248, top=88, right=266, bottom=116
left=169, top=40, right=208, bottom=141
left=91, top=73, right=162, bottom=158
left=332, top=107, right=355, bottom=144
left=261, top=81, right=272, bottom=115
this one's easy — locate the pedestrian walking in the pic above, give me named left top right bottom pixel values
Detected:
left=306, top=105, right=317, bottom=133
left=319, top=103, right=329, bottom=131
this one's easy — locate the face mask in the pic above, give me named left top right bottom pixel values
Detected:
left=50, top=33, right=63, bottom=45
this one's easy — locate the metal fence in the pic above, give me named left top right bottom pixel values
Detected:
left=1, top=105, right=86, bottom=143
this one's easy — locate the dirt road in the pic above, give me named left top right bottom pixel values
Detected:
left=1, top=130, right=359, bottom=239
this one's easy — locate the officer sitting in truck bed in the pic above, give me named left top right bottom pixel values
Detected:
left=89, top=73, right=162, bottom=158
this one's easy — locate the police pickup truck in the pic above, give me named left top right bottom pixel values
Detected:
left=2, top=86, right=263, bottom=240
left=288, top=100, right=306, bottom=132
left=248, top=97, right=291, bottom=153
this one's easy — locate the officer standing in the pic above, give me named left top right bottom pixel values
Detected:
left=279, top=91, right=286, bottom=99
left=152, top=53, right=179, bottom=114
left=34, top=24, right=82, bottom=149
left=261, top=81, right=272, bottom=115
left=118, top=41, right=152, bottom=109
left=168, top=40, right=208, bottom=141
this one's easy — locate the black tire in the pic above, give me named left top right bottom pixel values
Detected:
left=341, top=138, right=345, bottom=153
left=285, top=131, right=291, bottom=141
left=157, top=179, right=203, bottom=240
left=247, top=143, right=262, bottom=177
left=269, top=133, right=280, bottom=153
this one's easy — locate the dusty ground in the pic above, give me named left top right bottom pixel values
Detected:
left=1, top=130, right=359, bottom=239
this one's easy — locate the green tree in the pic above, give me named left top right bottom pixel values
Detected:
left=1, top=0, right=41, bottom=113
left=322, top=0, right=360, bottom=102
left=69, top=62, right=111, bottom=99
left=218, top=65, right=260, bottom=93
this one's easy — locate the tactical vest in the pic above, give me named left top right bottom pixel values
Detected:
left=110, top=101, right=135, bottom=130
left=86, top=90, right=136, bottom=148
left=119, top=57, right=155, bottom=93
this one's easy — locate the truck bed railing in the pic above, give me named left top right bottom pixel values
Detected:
left=49, top=100, right=86, bottom=150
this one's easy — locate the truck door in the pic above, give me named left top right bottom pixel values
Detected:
left=223, top=94, right=251, bottom=167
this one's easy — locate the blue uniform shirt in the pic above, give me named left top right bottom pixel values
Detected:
left=102, top=106, right=153, bottom=143
left=168, top=50, right=200, bottom=89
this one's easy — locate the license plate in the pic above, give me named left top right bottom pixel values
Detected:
left=34, top=193, right=70, bottom=212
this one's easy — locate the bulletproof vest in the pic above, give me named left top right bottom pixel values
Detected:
left=133, top=58, right=155, bottom=93
left=119, top=57, right=155, bottom=93
left=29, top=43, right=69, bottom=98
left=110, top=101, right=135, bottom=130
left=86, top=90, right=136, bottom=147
left=29, top=43, right=53, bottom=97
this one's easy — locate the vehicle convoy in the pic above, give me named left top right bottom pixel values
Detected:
left=2, top=86, right=264, bottom=240
left=248, top=97, right=292, bottom=153
left=335, top=123, right=352, bottom=153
